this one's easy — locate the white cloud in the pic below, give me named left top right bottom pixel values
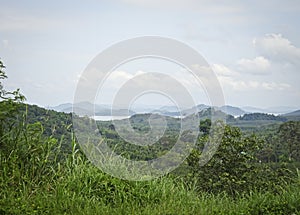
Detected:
left=253, top=34, right=300, bottom=65
left=218, top=76, right=257, bottom=91
left=262, top=82, right=290, bottom=90
left=212, top=64, right=237, bottom=77
left=237, top=56, right=271, bottom=75
left=104, top=70, right=146, bottom=88
left=218, top=76, right=290, bottom=91
left=108, top=70, right=135, bottom=81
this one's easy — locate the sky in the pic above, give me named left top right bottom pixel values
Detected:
left=1, top=0, right=300, bottom=109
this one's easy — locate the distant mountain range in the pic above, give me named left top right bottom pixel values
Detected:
left=47, top=102, right=299, bottom=118
left=242, top=106, right=298, bottom=115
left=48, top=102, right=134, bottom=116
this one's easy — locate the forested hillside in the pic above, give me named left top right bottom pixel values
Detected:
left=1, top=100, right=300, bottom=214
left=1, top=59, right=300, bottom=214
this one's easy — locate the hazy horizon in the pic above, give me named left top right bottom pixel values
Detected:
left=22, top=94, right=300, bottom=111
left=46, top=100, right=299, bottom=113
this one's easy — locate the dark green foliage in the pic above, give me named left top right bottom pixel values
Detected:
left=239, top=113, right=287, bottom=121
left=187, top=120, right=295, bottom=196
left=96, top=114, right=181, bottom=161
left=199, top=118, right=211, bottom=135
left=0, top=102, right=73, bottom=155
left=278, top=121, right=300, bottom=162
left=197, top=107, right=229, bottom=121
left=255, top=121, right=300, bottom=168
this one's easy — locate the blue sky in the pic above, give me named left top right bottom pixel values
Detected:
left=1, top=0, right=300, bottom=108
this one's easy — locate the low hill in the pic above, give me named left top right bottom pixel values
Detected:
left=1, top=102, right=73, bottom=153
left=283, top=110, right=300, bottom=121
left=218, top=105, right=246, bottom=116
left=238, top=113, right=287, bottom=121
left=283, top=109, right=300, bottom=117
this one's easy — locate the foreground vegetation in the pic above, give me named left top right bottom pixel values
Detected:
left=1, top=59, right=300, bottom=214
left=1, top=119, right=299, bottom=214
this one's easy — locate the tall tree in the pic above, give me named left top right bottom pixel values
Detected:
left=278, top=121, right=300, bottom=162
left=187, top=120, right=265, bottom=195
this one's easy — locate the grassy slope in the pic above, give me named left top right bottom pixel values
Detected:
left=1, top=152, right=300, bottom=215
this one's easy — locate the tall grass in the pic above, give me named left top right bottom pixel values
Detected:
left=0, top=117, right=300, bottom=214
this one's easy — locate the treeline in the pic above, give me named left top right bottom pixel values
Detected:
left=238, top=112, right=287, bottom=121
left=0, top=102, right=73, bottom=154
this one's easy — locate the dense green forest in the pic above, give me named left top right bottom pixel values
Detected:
left=1, top=59, right=300, bottom=214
